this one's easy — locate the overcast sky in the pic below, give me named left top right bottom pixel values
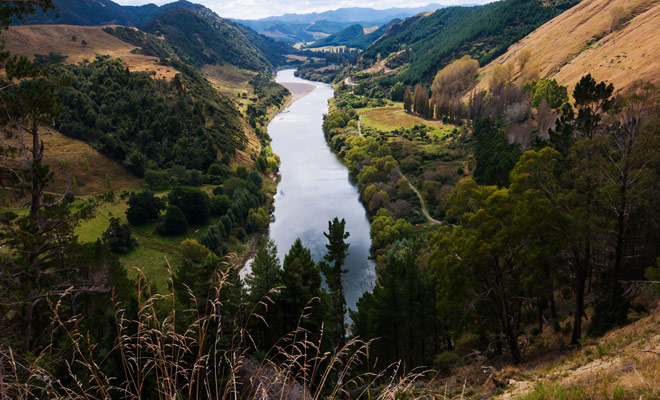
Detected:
left=113, top=0, right=493, bottom=20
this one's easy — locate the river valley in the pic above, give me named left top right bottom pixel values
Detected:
left=267, top=69, right=376, bottom=314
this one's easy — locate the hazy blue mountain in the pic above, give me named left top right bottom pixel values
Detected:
left=307, top=19, right=400, bottom=50
left=235, top=3, right=455, bottom=44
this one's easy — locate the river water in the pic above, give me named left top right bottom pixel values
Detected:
left=267, top=69, right=376, bottom=313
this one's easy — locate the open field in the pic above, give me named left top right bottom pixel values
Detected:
left=358, top=105, right=449, bottom=132
left=474, top=0, right=660, bottom=94
left=3, top=24, right=178, bottom=80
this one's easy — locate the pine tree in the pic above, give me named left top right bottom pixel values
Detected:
left=320, top=217, right=350, bottom=349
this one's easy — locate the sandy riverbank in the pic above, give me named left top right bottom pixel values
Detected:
left=280, top=82, right=315, bottom=105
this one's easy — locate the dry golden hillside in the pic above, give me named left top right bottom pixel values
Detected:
left=475, top=0, right=660, bottom=94
left=3, top=25, right=178, bottom=80
left=1, top=130, right=143, bottom=198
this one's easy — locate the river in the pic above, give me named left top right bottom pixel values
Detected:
left=267, top=69, right=376, bottom=314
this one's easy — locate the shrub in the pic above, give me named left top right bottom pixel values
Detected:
left=210, top=194, right=231, bottom=217
left=126, top=190, right=164, bottom=226
left=433, top=352, right=460, bottom=375
left=180, top=239, right=210, bottom=263
left=102, top=217, right=137, bottom=254
left=168, top=186, right=210, bottom=226
left=157, top=205, right=187, bottom=236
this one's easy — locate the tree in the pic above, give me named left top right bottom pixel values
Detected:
left=157, top=205, right=187, bottom=236
left=278, top=239, right=328, bottom=339
left=168, top=186, right=210, bottom=226
left=320, top=217, right=350, bottom=349
left=413, top=84, right=431, bottom=118
left=200, top=224, right=226, bottom=257
left=515, top=48, right=532, bottom=75
left=473, top=118, right=521, bottom=187
left=126, top=152, right=146, bottom=177
left=403, top=87, right=413, bottom=112
left=245, top=238, right=281, bottom=349
left=526, top=79, right=568, bottom=109
left=126, top=190, right=164, bottom=225
left=489, top=64, right=512, bottom=95
left=566, top=74, right=614, bottom=344
left=102, top=217, right=137, bottom=254
left=588, top=83, right=660, bottom=330
left=431, top=55, right=479, bottom=98
left=209, top=194, right=231, bottom=217
left=390, top=81, right=405, bottom=101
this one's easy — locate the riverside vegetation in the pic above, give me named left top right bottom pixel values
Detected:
left=2, top=0, right=660, bottom=398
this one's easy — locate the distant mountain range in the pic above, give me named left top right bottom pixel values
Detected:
left=17, top=0, right=206, bottom=28
left=234, top=4, right=471, bottom=44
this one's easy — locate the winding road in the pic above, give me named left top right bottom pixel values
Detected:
left=395, top=168, right=443, bottom=225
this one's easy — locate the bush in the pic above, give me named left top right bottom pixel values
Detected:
left=102, top=217, right=137, bottom=254
left=210, top=194, right=231, bottom=217
left=145, top=169, right=171, bottom=188
left=235, top=165, right=248, bottom=179
left=223, top=177, right=245, bottom=199
left=168, top=186, right=210, bottom=226
left=455, top=332, right=480, bottom=355
left=157, top=205, right=187, bottom=236
left=433, top=352, right=460, bottom=375
left=188, top=169, right=203, bottom=186
left=126, top=190, right=164, bottom=226
left=201, top=224, right=226, bottom=257
left=207, top=163, right=230, bottom=178
left=180, top=239, right=210, bottom=263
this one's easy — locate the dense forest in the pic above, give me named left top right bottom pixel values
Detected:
left=323, top=59, right=660, bottom=380
left=51, top=57, right=243, bottom=173
left=143, top=7, right=291, bottom=70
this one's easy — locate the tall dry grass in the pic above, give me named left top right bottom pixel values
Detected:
left=0, top=259, right=452, bottom=399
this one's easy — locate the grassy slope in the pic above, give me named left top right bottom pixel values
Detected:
left=474, top=0, right=660, bottom=94
left=75, top=189, right=245, bottom=291
left=500, top=303, right=660, bottom=399
left=3, top=25, right=179, bottom=81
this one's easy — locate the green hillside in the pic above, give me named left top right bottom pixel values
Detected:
left=363, top=0, right=575, bottom=84
left=308, top=20, right=398, bottom=50
left=144, top=7, right=291, bottom=70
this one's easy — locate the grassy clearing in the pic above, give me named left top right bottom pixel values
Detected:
left=359, top=105, right=448, bottom=131
left=75, top=188, right=227, bottom=291
left=203, top=63, right=256, bottom=100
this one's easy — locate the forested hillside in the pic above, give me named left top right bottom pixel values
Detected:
left=144, top=7, right=291, bottom=70
left=52, top=57, right=244, bottom=173
left=307, top=20, right=398, bottom=50
left=361, top=0, right=575, bottom=84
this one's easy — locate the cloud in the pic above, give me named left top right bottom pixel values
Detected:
left=113, top=0, right=492, bottom=19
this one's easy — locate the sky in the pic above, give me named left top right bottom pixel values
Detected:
left=113, top=0, right=493, bottom=20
